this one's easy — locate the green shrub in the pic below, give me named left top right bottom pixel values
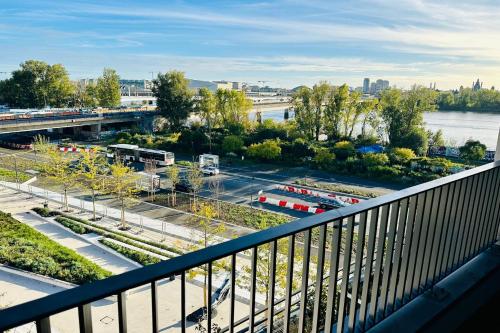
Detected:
left=361, top=153, right=389, bottom=167
left=222, top=135, right=244, bottom=154
left=57, top=213, right=181, bottom=256
left=54, top=216, right=89, bottom=234
left=247, top=139, right=282, bottom=160
left=99, top=239, right=161, bottom=266
left=459, top=140, right=487, bottom=162
left=176, top=160, right=193, bottom=167
left=313, top=148, right=335, bottom=169
left=333, top=141, right=355, bottom=160
left=32, top=207, right=61, bottom=217
left=389, top=148, right=416, bottom=164
left=367, top=165, right=402, bottom=179
left=0, top=211, right=111, bottom=284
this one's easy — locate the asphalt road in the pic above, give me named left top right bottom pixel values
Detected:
left=0, top=145, right=397, bottom=219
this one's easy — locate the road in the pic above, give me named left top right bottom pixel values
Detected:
left=0, top=145, right=397, bottom=220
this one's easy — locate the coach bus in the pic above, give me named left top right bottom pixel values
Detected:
left=107, top=144, right=174, bottom=166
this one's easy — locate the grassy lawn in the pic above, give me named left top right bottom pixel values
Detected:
left=0, top=211, right=111, bottom=284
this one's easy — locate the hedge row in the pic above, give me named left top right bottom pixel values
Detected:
left=0, top=211, right=111, bottom=284
left=32, top=208, right=181, bottom=257
left=54, top=216, right=89, bottom=234
left=99, top=239, right=161, bottom=266
left=31, top=207, right=61, bottom=217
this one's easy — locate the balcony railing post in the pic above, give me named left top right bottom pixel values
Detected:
left=348, top=212, right=368, bottom=331
left=78, top=303, right=93, bottom=333
left=151, top=281, right=158, bottom=333
left=298, top=230, right=311, bottom=332
left=36, top=317, right=51, bottom=333
left=118, top=292, right=127, bottom=333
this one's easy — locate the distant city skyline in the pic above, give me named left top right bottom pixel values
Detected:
left=1, top=0, right=500, bottom=89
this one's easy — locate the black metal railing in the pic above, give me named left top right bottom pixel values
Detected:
left=0, top=161, right=499, bottom=333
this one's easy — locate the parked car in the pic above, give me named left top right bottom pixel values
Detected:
left=201, top=166, right=220, bottom=176
left=175, top=179, right=192, bottom=193
left=317, top=201, right=336, bottom=210
left=186, top=278, right=229, bottom=323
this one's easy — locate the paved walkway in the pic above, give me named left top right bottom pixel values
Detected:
left=15, top=211, right=139, bottom=274
left=0, top=180, right=227, bottom=245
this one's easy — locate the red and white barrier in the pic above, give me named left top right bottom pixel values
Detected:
left=59, top=147, right=90, bottom=153
left=258, top=196, right=325, bottom=214
left=276, top=185, right=362, bottom=206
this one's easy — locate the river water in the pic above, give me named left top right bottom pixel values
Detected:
left=250, top=109, right=500, bottom=149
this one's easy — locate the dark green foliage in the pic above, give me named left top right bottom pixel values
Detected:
left=54, top=216, right=89, bottom=234
left=152, top=71, right=194, bottom=129
left=0, top=211, right=111, bottom=284
left=459, top=140, right=487, bottom=162
left=437, top=87, right=500, bottom=112
left=333, top=141, right=356, bottom=160
left=32, top=207, right=61, bottom=217
left=99, top=239, right=161, bottom=266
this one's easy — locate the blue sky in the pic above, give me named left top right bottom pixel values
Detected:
left=1, top=0, right=499, bottom=89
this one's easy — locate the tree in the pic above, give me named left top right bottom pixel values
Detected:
left=313, top=148, right=335, bottom=169
left=238, top=234, right=303, bottom=305
left=96, top=68, right=121, bottom=107
left=247, top=139, right=282, bottom=161
left=187, top=162, right=204, bottom=211
left=214, top=89, right=252, bottom=131
left=77, top=148, right=109, bottom=221
left=188, top=203, right=226, bottom=309
left=428, top=129, right=445, bottom=147
left=340, top=90, right=362, bottom=138
left=197, top=88, right=217, bottom=151
left=222, top=135, right=244, bottom=154
left=0, top=60, right=74, bottom=108
left=358, top=98, right=379, bottom=139
left=152, top=71, right=194, bottom=129
left=311, top=82, right=330, bottom=140
left=293, top=86, right=315, bottom=140
left=144, top=159, right=158, bottom=201
left=32, top=134, right=51, bottom=155
left=208, top=176, right=223, bottom=218
left=380, top=86, right=437, bottom=154
left=459, top=140, right=486, bottom=162
left=40, top=147, right=78, bottom=211
left=108, top=159, right=139, bottom=229
left=73, top=81, right=98, bottom=108
left=165, top=165, right=180, bottom=206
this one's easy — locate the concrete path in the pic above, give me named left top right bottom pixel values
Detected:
left=1, top=180, right=227, bottom=245
left=14, top=211, right=139, bottom=274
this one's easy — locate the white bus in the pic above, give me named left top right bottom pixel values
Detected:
left=106, top=144, right=139, bottom=162
left=107, top=144, right=175, bottom=166
left=137, top=148, right=174, bottom=166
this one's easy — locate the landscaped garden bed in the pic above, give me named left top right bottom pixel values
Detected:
left=0, top=211, right=111, bottom=284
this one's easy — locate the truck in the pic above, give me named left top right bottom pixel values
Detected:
left=199, top=154, right=220, bottom=176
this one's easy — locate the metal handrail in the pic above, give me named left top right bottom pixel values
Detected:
left=0, top=161, right=499, bottom=332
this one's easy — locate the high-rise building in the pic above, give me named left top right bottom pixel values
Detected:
left=363, top=78, right=370, bottom=93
